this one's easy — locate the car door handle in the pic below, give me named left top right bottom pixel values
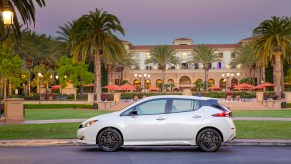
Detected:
left=192, top=115, right=202, bottom=118
left=156, top=117, right=166, bottom=121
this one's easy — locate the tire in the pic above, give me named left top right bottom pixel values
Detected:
left=97, top=128, right=123, bottom=152
left=197, top=128, right=222, bottom=152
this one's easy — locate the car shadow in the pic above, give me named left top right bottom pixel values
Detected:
left=78, top=145, right=233, bottom=153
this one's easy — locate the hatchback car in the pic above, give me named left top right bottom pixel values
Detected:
left=77, top=95, right=236, bottom=152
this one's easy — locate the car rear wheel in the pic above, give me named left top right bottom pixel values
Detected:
left=98, top=128, right=122, bottom=152
left=197, top=128, right=222, bottom=152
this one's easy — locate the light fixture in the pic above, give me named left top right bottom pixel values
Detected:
left=0, top=4, right=14, bottom=42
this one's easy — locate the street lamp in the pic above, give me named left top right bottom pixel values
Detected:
left=134, top=73, right=150, bottom=92
left=0, top=4, right=14, bottom=42
left=222, top=73, right=230, bottom=100
left=38, top=72, right=43, bottom=104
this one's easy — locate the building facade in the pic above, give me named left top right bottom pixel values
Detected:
left=110, top=37, right=259, bottom=91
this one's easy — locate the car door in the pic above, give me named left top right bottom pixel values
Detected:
left=167, top=98, right=204, bottom=140
left=124, top=98, right=168, bottom=141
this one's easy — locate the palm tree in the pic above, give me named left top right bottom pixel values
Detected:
left=145, top=45, right=180, bottom=92
left=230, top=43, right=258, bottom=85
left=253, top=16, right=291, bottom=99
left=115, top=52, right=139, bottom=85
left=189, top=44, right=220, bottom=92
left=69, top=8, right=125, bottom=104
left=0, top=0, right=46, bottom=41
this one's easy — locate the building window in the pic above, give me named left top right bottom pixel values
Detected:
left=146, top=53, right=151, bottom=59
left=231, top=53, right=235, bottom=58
left=182, top=63, right=188, bottom=69
left=219, top=53, right=223, bottom=58
left=194, top=63, right=199, bottom=69
left=217, top=62, right=222, bottom=69
left=182, top=52, right=187, bottom=60
left=208, top=63, right=212, bottom=69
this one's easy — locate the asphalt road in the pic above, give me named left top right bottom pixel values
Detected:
left=0, top=145, right=290, bottom=164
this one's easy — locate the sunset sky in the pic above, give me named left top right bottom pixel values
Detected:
left=31, top=0, right=291, bottom=45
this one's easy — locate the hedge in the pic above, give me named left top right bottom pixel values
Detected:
left=24, top=104, right=94, bottom=109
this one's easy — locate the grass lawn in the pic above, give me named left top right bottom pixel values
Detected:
left=0, top=123, right=79, bottom=139
left=234, top=121, right=291, bottom=139
left=233, top=110, right=291, bottom=118
left=0, top=121, right=291, bottom=140
left=25, top=109, right=114, bottom=120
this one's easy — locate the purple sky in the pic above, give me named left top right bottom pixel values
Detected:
left=30, top=0, right=291, bottom=45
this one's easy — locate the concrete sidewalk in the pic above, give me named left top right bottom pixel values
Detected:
left=1, top=139, right=291, bottom=147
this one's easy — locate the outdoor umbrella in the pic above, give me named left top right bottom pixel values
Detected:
left=257, top=82, right=275, bottom=87
left=83, top=83, right=94, bottom=87
left=234, top=83, right=255, bottom=90
left=208, top=85, right=221, bottom=90
left=118, top=83, right=136, bottom=91
left=50, top=85, right=61, bottom=90
left=149, top=86, right=161, bottom=91
left=102, top=84, right=119, bottom=91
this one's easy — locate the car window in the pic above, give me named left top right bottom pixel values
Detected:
left=200, top=99, right=226, bottom=111
left=171, top=99, right=200, bottom=113
left=135, top=99, right=167, bottom=115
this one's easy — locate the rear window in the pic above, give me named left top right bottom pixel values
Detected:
left=200, top=100, right=227, bottom=111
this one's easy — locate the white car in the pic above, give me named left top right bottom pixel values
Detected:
left=77, top=95, right=236, bottom=152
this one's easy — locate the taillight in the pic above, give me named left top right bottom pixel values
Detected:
left=212, top=111, right=232, bottom=117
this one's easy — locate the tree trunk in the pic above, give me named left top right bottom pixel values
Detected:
left=120, top=67, right=124, bottom=85
left=281, top=63, right=285, bottom=97
left=274, top=52, right=282, bottom=99
left=204, top=68, right=209, bottom=92
left=162, top=70, right=166, bottom=92
left=93, top=51, right=102, bottom=108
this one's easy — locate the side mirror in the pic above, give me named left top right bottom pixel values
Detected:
left=130, top=110, right=138, bottom=116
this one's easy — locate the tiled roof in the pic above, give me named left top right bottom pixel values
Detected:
left=130, top=44, right=238, bottom=51
left=239, top=36, right=258, bottom=43
left=121, top=40, right=132, bottom=45
left=173, top=38, right=192, bottom=41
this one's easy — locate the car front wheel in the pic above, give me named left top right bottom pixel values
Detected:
left=97, top=128, right=123, bottom=152
left=197, top=128, right=222, bottom=152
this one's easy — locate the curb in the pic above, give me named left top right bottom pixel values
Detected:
left=1, top=139, right=291, bottom=147
left=0, top=139, right=79, bottom=147
left=224, top=139, right=291, bottom=147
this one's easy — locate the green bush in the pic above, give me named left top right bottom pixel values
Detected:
left=24, top=104, right=94, bottom=109
left=286, top=103, right=291, bottom=108
left=120, top=92, right=182, bottom=99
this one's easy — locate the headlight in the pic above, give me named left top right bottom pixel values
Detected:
left=80, top=120, right=98, bottom=128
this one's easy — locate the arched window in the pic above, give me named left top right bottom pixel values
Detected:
left=133, top=79, right=140, bottom=90
left=231, top=78, right=238, bottom=85
left=208, top=79, right=215, bottom=87
left=179, top=76, right=191, bottom=85
left=167, top=79, right=174, bottom=84
left=156, top=79, right=163, bottom=88
left=145, top=79, right=151, bottom=90
left=219, top=78, right=226, bottom=89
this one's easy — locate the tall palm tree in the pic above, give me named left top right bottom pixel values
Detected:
left=230, top=42, right=258, bottom=85
left=69, top=8, right=125, bottom=104
left=189, top=44, right=220, bottom=92
left=253, top=16, right=291, bottom=99
left=145, top=45, right=180, bottom=92
left=0, top=0, right=46, bottom=41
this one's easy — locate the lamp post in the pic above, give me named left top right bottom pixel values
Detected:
left=134, top=73, right=150, bottom=92
left=0, top=4, right=14, bottom=42
left=38, top=72, right=43, bottom=104
left=222, top=73, right=230, bottom=100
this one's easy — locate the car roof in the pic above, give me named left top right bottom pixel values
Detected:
left=141, top=95, right=217, bottom=101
